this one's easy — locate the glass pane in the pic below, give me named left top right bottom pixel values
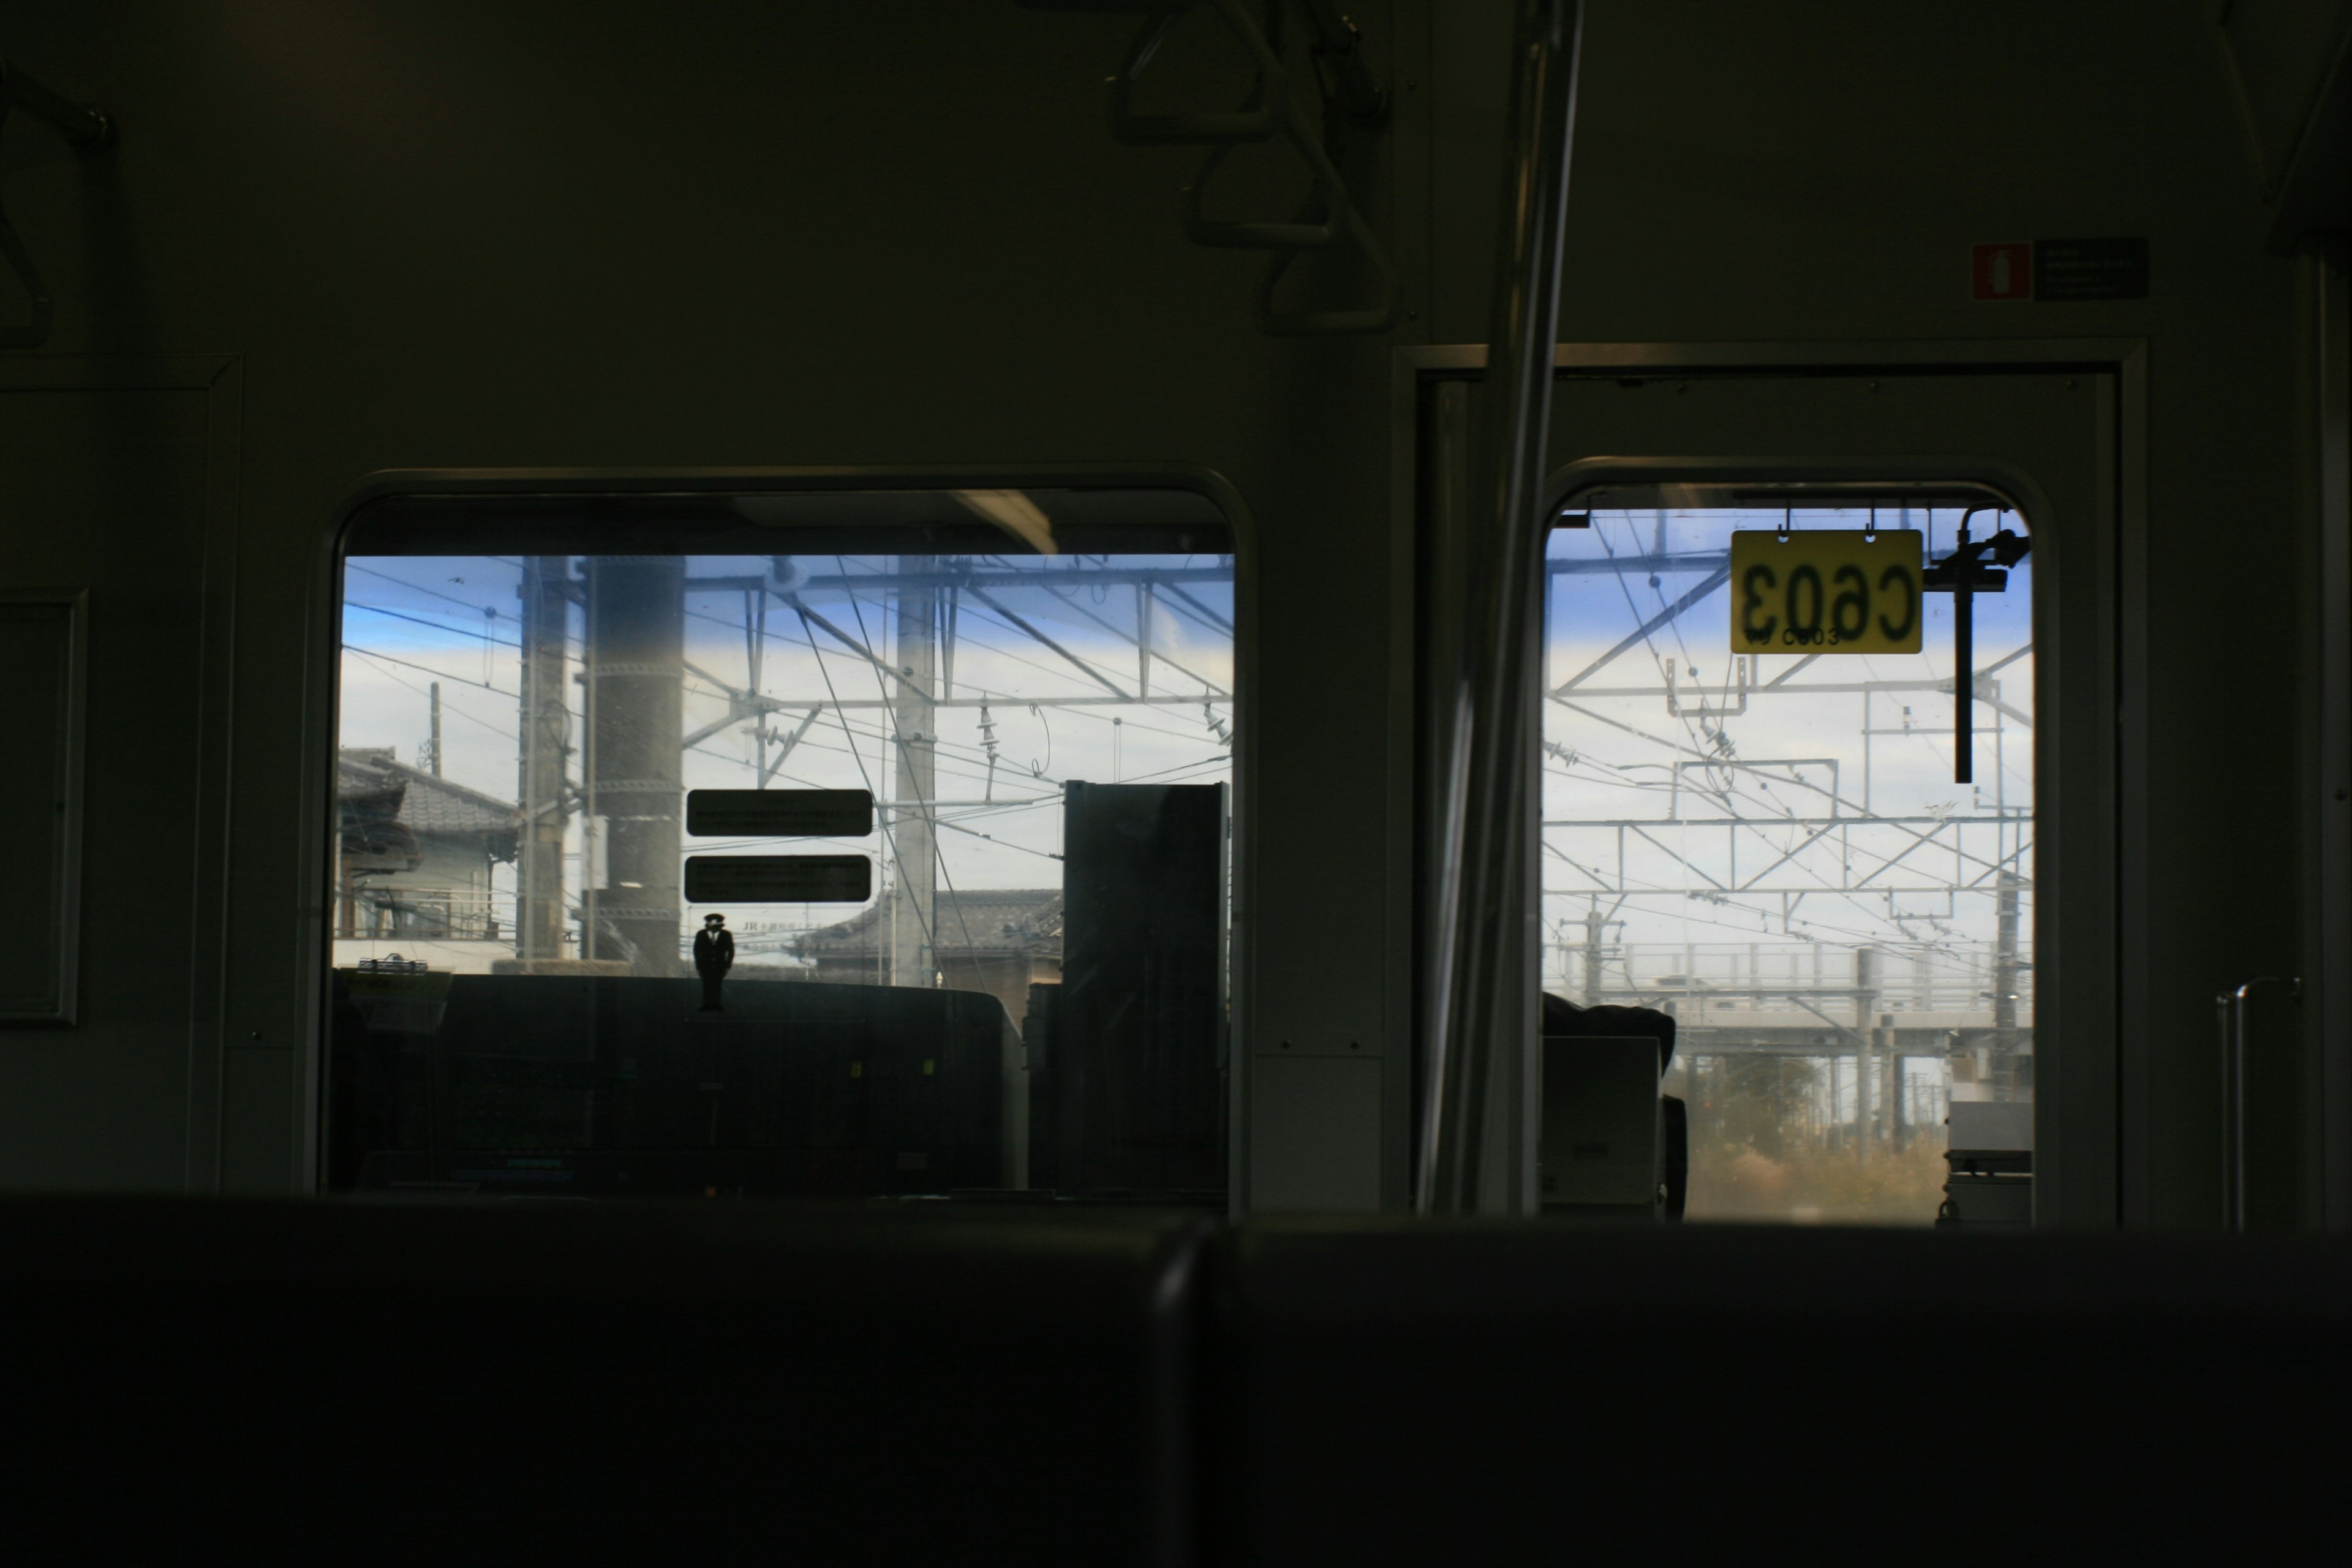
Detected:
left=1542, top=505, right=2032, bottom=1224
left=328, top=489, right=1235, bottom=1202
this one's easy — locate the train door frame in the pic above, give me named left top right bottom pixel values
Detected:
left=1390, top=339, right=2149, bottom=1226
left=2317, top=254, right=2351, bottom=1234
left=296, top=464, right=1261, bottom=1202
left=0, top=353, right=243, bottom=1191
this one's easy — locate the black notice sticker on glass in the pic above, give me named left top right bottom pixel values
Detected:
left=684, top=855, right=872, bottom=903
left=686, top=788, right=874, bottom=837
left=2032, top=238, right=2147, bottom=301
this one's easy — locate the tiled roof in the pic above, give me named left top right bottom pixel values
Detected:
left=337, top=749, right=520, bottom=840
left=794, top=888, right=1062, bottom=957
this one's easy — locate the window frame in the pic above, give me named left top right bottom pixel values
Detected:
left=303, top=466, right=1260, bottom=1199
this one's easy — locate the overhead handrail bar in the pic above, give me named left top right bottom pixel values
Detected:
left=0, top=57, right=115, bottom=351
left=2217, top=974, right=2301, bottom=1232
left=1419, top=0, right=1585, bottom=1215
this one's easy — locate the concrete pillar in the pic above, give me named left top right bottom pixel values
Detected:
left=586, top=557, right=684, bottom=977
left=889, top=557, right=938, bottom=987
left=515, top=556, right=572, bottom=960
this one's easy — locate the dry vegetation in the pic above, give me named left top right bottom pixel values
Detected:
left=1687, top=1137, right=1947, bottom=1224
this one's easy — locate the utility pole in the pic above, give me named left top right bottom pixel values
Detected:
left=1137, top=581, right=1153, bottom=699
left=1993, top=868, right=2021, bottom=1093
left=515, top=556, right=571, bottom=961
left=1582, top=898, right=1608, bottom=1005
left=1855, top=946, right=1879, bottom=1157
left=1879, top=1014, right=1899, bottom=1150
left=426, top=683, right=442, bottom=777
left=744, top=587, right=768, bottom=786
left=890, top=556, right=938, bottom=989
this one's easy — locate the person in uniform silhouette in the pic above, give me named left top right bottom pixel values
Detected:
left=694, top=912, right=734, bottom=1012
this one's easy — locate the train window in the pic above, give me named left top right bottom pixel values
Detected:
left=1544, top=502, right=2032, bottom=1224
left=325, top=486, right=1236, bottom=1204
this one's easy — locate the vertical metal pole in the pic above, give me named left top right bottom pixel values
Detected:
left=2219, top=992, right=2239, bottom=1230
left=1994, top=685, right=2006, bottom=809
left=582, top=578, right=598, bottom=962
left=1582, top=899, right=1604, bottom=1005
left=1994, top=870, right=2021, bottom=1087
left=746, top=588, right=767, bottom=787
left=1855, top=946, right=1879, bottom=1157
left=1137, top=582, right=1153, bottom=699
left=1862, top=690, right=1872, bottom=813
left=2222, top=976, right=2304, bottom=1231
left=1420, top=0, right=1584, bottom=1215
left=337, top=840, right=355, bottom=940
left=427, top=683, right=442, bottom=777
left=1881, top=1016, right=1899, bottom=1150
left=1954, top=561, right=1974, bottom=785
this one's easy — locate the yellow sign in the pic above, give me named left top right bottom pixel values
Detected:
left=1728, top=530, right=1923, bottom=655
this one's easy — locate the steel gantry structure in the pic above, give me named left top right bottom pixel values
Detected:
left=1540, top=513, right=2035, bottom=1150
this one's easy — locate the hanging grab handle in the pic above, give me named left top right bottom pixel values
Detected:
left=0, top=57, right=115, bottom=351
left=1021, top=0, right=1398, bottom=334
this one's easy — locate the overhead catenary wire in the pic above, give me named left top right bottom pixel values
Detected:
left=346, top=601, right=527, bottom=651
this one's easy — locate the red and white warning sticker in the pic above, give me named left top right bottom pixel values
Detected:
left=1970, top=242, right=2033, bottom=302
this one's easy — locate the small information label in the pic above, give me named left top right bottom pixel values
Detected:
left=1728, top=530, right=1923, bottom=655
left=685, top=788, right=873, bottom=838
left=2032, top=236, right=2148, bottom=301
left=1972, top=238, right=2149, bottom=303
left=684, top=854, right=872, bottom=903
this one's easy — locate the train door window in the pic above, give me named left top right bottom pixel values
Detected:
left=1543, top=500, right=2032, bottom=1224
left=326, top=486, right=1237, bottom=1204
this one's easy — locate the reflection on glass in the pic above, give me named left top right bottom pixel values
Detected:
left=1543, top=507, right=2032, bottom=1224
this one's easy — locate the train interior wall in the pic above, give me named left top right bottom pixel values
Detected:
left=0, top=1, right=2345, bottom=1230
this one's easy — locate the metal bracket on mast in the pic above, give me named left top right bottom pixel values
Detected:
left=1921, top=507, right=2030, bottom=783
